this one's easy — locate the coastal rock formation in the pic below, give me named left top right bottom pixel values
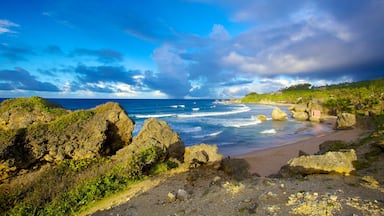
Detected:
left=292, top=111, right=309, bottom=121
left=289, top=102, right=322, bottom=122
left=336, top=113, right=356, bottom=129
left=280, top=149, right=357, bottom=176
left=115, top=118, right=185, bottom=162
left=184, top=143, right=223, bottom=168
left=0, top=101, right=134, bottom=179
left=255, top=115, right=267, bottom=121
left=272, top=107, right=287, bottom=121
left=0, top=96, right=68, bottom=130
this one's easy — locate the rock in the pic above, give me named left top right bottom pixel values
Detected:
left=0, top=96, right=68, bottom=130
left=293, top=111, right=308, bottom=121
left=255, top=115, right=267, bottom=121
left=184, top=143, right=223, bottom=168
left=309, top=109, right=321, bottom=122
left=115, top=118, right=185, bottom=162
left=176, top=189, right=188, bottom=201
left=220, top=158, right=250, bottom=180
left=336, top=113, right=356, bottom=129
left=280, top=149, right=357, bottom=176
left=0, top=102, right=135, bottom=178
left=272, top=107, right=287, bottom=121
left=167, top=192, right=176, bottom=203
left=292, top=104, right=308, bottom=112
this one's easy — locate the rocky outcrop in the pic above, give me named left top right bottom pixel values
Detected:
left=255, top=115, right=267, bottom=121
left=336, top=113, right=356, bottom=129
left=0, top=96, right=68, bottom=130
left=115, top=118, right=185, bottom=162
left=289, top=101, right=323, bottom=122
left=280, top=149, right=357, bottom=177
left=0, top=101, right=134, bottom=180
left=292, top=112, right=308, bottom=121
left=184, top=143, right=223, bottom=168
left=272, top=107, right=287, bottom=121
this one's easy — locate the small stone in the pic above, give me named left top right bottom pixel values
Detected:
left=280, top=183, right=285, bottom=189
left=176, top=189, right=188, bottom=201
left=167, top=192, right=176, bottom=203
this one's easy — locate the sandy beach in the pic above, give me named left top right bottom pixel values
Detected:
left=236, top=127, right=366, bottom=176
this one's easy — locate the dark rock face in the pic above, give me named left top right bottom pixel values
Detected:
left=336, top=113, right=356, bottom=129
left=115, top=118, right=185, bottom=162
left=0, top=100, right=134, bottom=180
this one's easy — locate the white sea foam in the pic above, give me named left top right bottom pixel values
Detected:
left=177, top=106, right=250, bottom=118
left=260, top=129, right=277, bottom=134
left=192, top=130, right=223, bottom=138
left=170, top=104, right=185, bottom=108
left=134, top=114, right=175, bottom=119
left=181, top=126, right=202, bottom=133
left=192, top=107, right=200, bottom=111
left=229, top=120, right=261, bottom=128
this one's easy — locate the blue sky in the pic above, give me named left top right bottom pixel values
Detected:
left=0, top=0, right=383, bottom=99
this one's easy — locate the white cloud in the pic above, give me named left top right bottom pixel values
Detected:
left=0, top=19, right=19, bottom=34
left=210, top=24, right=230, bottom=41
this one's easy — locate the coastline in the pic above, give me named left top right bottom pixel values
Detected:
left=235, top=126, right=366, bottom=177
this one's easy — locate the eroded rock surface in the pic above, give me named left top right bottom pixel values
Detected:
left=272, top=107, right=287, bottom=121
left=115, top=118, right=185, bottom=162
left=280, top=149, right=357, bottom=176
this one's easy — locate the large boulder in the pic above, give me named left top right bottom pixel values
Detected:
left=280, top=149, right=357, bottom=176
left=0, top=102, right=134, bottom=179
left=184, top=143, right=223, bottom=168
left=293, top=111, right=309, bottom=121
left=272, top=107, right=287, bottom=121
left=336, top=113, right=356, bottom=129
left=115, top=118, right=185, bottom=162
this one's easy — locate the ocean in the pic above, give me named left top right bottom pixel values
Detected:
left=3, top=98, right=334, bottom=156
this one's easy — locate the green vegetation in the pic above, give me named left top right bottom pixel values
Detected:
left=49, top=110, right=95, bottom=133
left=0, top=96, right=67, bottom=116
left=0, top=146, right=178, bottom=216
left=241, top=78, right=384, bottom=116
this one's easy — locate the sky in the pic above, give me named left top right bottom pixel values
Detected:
left=0, top=0, right=383, bottom=99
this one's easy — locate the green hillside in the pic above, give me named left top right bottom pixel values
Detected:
left=241, top=78, right=384, bottom=116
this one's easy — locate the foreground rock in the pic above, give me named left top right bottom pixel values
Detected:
left=336, top=112, right=356, bottom=129
left=0, top=100, right=134, bottom=180
left=271, top=107, right=287, bottom=121
left=115, top=118, right=185, bottom=162
left=280, top=149, right=357, bottom=177
left=184, top=143, right=222, bottom=168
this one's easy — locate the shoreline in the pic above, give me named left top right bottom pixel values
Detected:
left=235, top=126, right=366, bottom=177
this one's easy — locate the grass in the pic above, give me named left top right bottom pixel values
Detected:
left=0, top=96, right=67, bottom=116
left=1, top=145, right=178, bottom=216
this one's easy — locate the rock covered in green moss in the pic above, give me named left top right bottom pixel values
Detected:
left=0, top=96, right=68, bottom=130
left=0, top=101, right=134, bottom=180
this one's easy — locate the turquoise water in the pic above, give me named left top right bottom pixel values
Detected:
left=47, top=99, right=333, bottom=156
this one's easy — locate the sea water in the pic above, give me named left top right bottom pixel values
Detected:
left=44, top=99, right=333, bottom=156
